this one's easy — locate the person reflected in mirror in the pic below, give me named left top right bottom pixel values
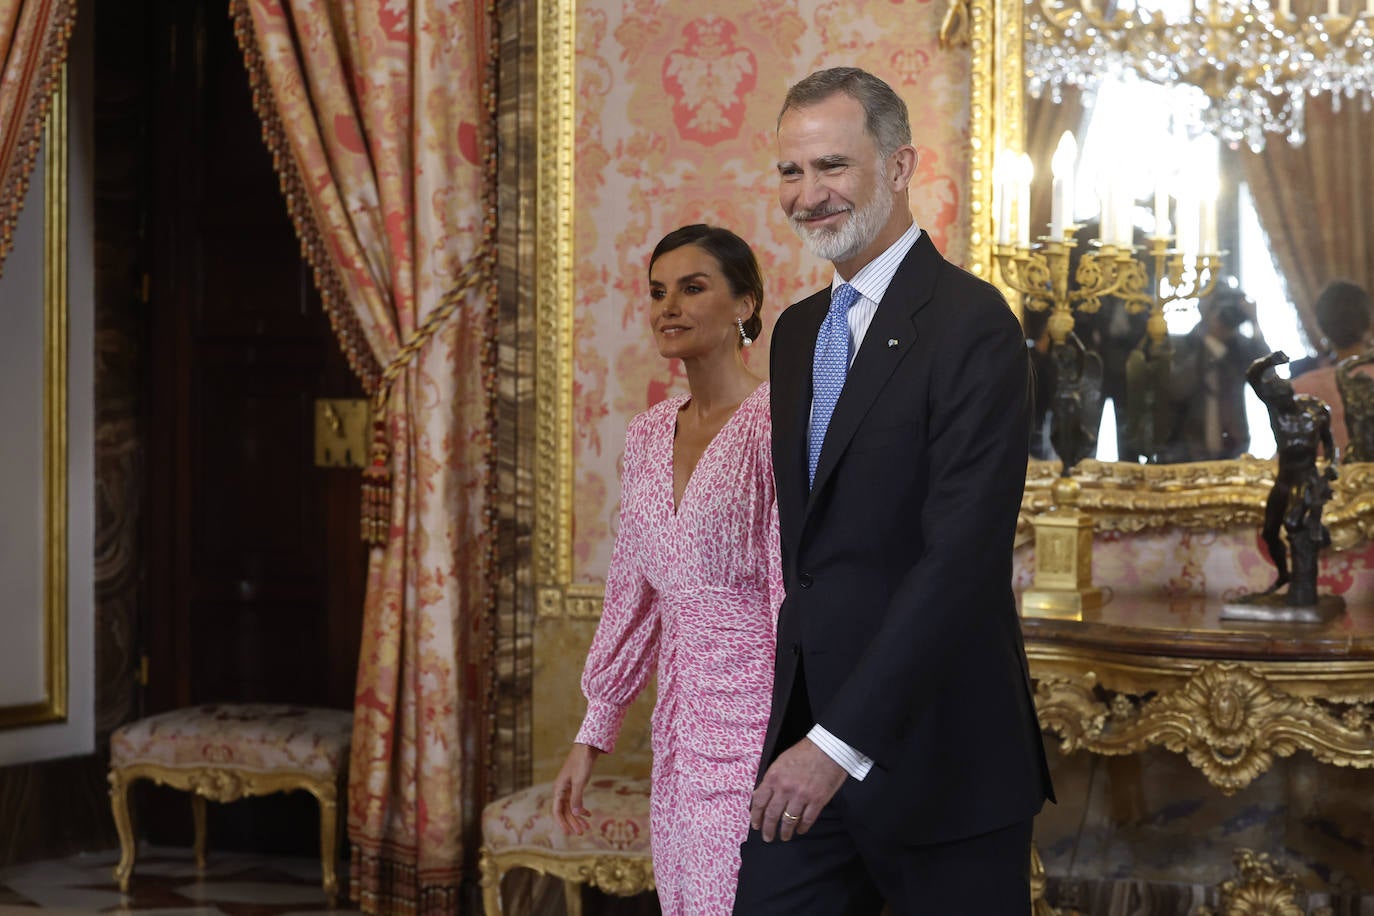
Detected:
left=1290, top=280, right=1374, bottom=454
left=1246, top=350, right=1337, bottom=606
left=1163, top=282, right=1270, bottom=462
left=1049, top=331, right=1104, bottom=475
left=552, top=224, right=782, bottom=915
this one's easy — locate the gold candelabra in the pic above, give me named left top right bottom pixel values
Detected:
left=994, top=225, right=1152, bottom=346
left=998, top=226, right=1225, bottom=618
left=1138, top=236, right=1225, bottom=347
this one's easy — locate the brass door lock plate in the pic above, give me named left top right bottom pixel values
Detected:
left=314, top=398, right=370, bottom=468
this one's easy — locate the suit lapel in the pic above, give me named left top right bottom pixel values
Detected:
left=775, top=290, right=829, bottom=541
left=806, top=232, right=943, bottom=507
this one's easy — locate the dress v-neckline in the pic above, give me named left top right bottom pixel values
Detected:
left=669, top=387, right=758, bottom=515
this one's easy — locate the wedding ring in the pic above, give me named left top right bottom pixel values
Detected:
left=782, top=811, right=800, bottom=821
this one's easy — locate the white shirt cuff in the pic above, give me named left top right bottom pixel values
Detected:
left=807, top=724, right=874, bottom=781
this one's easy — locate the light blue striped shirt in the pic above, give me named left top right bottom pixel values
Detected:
left=806, top=219, right=921, bottom=782
left=835, top=220, right=922, bottom=365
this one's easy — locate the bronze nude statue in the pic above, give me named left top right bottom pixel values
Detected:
left=1049, top=332, right=1104, bottom=477
left=1223, top=351, right=1344, bottom=622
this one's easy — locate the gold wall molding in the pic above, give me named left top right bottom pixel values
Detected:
left=1034, top=661, right=1374, bottom=794
left=535, top=0, right=577, bottom=616
left=1, top=74, right=68, bottom=730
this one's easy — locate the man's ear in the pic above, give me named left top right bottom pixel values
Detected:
left=888, top=145, right=919, bottom=191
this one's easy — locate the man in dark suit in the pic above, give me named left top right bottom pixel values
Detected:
left=732, top=67, right=1053, bottom=914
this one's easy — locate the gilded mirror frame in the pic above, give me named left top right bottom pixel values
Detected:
left=0, top=75, right=69, bottom=729
left=535, top=0, right=1374, bottom=613
left=955, top=0, right=1374, bottom=548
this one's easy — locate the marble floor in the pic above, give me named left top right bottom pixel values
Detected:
left=0, top=847, right=358, bottom=915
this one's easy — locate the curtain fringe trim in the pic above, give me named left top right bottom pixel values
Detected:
left=0, top=0, right=77, bottom=278
left=228, top=0, right=383, bottom=394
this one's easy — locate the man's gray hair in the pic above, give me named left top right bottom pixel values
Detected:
left=778, top=67, right=912, bottom=158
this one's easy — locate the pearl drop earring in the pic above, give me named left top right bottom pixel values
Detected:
left=737, top=317, right=753, bottom=348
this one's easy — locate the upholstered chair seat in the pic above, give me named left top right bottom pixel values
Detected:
left=479, top=776, right=654, bottom=915
left=108, top=704, right=352, bottom=905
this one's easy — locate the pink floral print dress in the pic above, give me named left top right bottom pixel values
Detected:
left=575, top=382, right=783, bottom=916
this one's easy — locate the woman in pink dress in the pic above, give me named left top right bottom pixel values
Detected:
left=552, top=225, right=782, bottom=915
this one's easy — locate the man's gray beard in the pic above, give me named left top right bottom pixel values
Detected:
left=791, top=179, right=893, bottom=264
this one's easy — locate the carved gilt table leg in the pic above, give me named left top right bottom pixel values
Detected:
left=316, top=782, right=340, bottom=907
left=192, top=794, right=208, bottom=868
left=1031, top=843, right=1060, bottom=915
left=108, top=769, right=137, bottom=892
left=563, top=880, right=583, bottom=916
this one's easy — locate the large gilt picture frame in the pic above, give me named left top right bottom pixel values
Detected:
left=0, top=77, right=68, bottom=729
left=534, top=0, right=600, bottom=619
left=953, top=0, right=1374, bottom=549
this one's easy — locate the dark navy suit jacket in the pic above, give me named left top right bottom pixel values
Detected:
left=764, top=230, right=1054, bottom=845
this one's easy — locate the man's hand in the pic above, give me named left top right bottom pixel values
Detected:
left=748, top=737, right=847, bottom=843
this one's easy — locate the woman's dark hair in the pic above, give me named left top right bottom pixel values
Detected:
left=649, top=224, right=764, bottom=346
left=1314, top=280, right=1372, bottom=349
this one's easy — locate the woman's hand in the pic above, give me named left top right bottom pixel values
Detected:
left=552, top=742, right=602, bottom=835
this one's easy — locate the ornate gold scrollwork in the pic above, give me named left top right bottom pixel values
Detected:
left=1195, top=849, right=1332, bottom=916
left=185, top=768, right=252, bottom=802
left=1035, top=663, right=1374, bottom=793
left=578, top=856, right=657, bottom=896
left=1020, top=457, right=1374, bottom=550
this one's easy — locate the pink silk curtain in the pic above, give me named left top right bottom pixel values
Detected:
left=233, top=2, right=496, bottom=911
left=0, top=0, right=75, bottom=276
left=1242, top=96, right=1374, bottom=343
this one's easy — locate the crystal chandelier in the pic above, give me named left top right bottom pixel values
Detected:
left=1025, top=0, right=1374, bottom=151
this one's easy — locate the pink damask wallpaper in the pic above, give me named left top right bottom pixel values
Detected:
left=570, top=0, right=970, bottom=582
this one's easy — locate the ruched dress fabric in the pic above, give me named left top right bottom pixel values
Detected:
left=575, top=383, right=783, bottom=916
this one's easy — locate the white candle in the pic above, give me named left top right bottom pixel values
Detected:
left=1050, top=132, right=1077, bottom=238
left=1278, top=0, right=1291, bottom=16
left=1153, top=178, right=1169, bottom=237
left=1097, top=175, right=1114, bottom=247
left=1175, top=185, right=1197, bottom=255
left=1116, top=181, right=1135, bottom=247
left=1200, top=193, right=1218, bottom=252
left=1328, top=0, right=1340, bottom=15
left=1016, top=154, right=1034, bottom=246
left=995, top=155, right=1011, bottom=245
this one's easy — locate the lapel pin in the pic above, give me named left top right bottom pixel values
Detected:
left=887, top=338, right=899, bottom=348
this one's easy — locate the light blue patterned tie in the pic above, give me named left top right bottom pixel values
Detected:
left=809, top=283, right=860, bottom=487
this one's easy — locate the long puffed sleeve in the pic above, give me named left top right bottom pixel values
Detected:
left=573, top=417, right=660, bottom=754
